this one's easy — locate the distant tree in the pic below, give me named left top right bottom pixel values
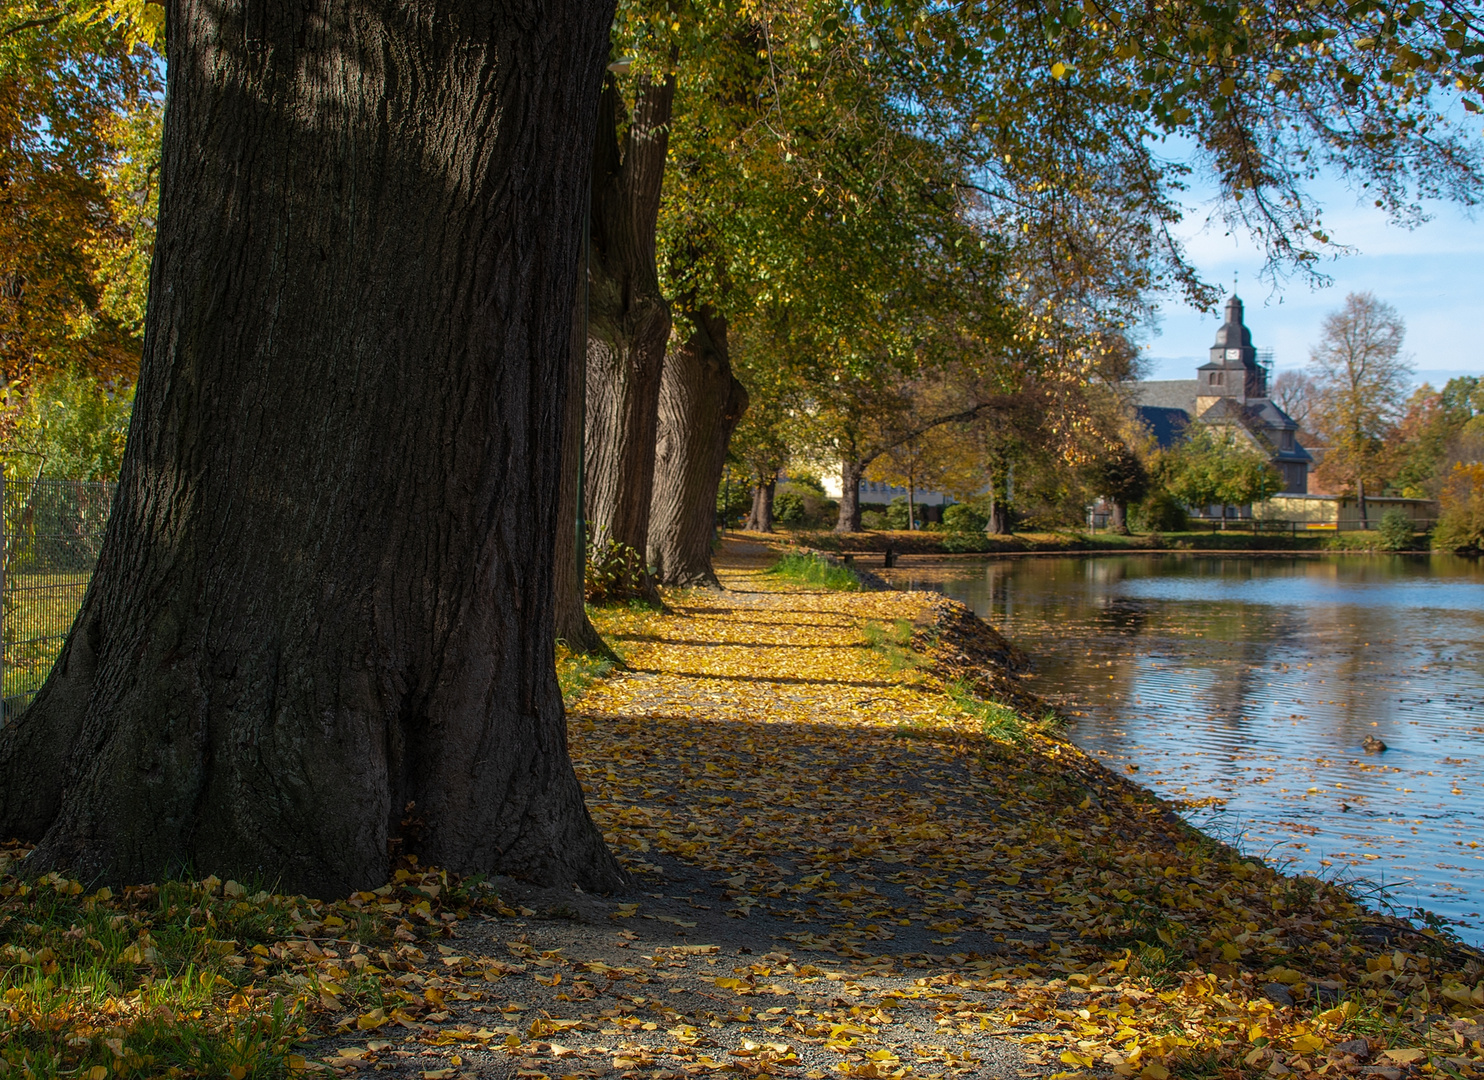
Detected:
left=1085, top=444, right=1150, bottom=534
left=865, top=430, right=957, bottom=531
left=1435, top=462, right=1484, bottom=551
left=1160, top=425, right=1283, bottom=515
left=1269, top=370, right=1318, bottom=430
left=1307, top=293, right=1413, bottom=518
left=1387, top=377, right=1484, bottom=498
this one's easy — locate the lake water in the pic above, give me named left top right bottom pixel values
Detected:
left=883, top=553, right=1484, bottom=944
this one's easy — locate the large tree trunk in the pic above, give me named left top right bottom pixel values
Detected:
left=648, top=307, right=748, bottom=587
left=554, top=236, right=610, bottom=657
left=835, top=458, right=864, bottom=532
left=582, top=75, right=674, bottom=571
left=0, top=0, right=625, bottom=898
left=1110, top=499, right=1129, bottom=534
left=746, top=480, right=775, bottom=533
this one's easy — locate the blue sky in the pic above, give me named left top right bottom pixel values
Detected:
left=1143, top=174, right=1484, bottom=388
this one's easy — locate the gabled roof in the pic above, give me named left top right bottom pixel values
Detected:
left=1136, top=405, right=1191, bottom=449
left=1197, top=397, right=1314, bottom=463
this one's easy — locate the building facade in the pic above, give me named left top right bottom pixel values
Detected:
left=1137, top=295, right=1313, bottom=495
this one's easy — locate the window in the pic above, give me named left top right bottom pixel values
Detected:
left=1208, top=371, right=1223, bottom=386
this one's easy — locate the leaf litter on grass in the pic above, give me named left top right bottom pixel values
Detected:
left=3, top=544, right=1482, bottom=1080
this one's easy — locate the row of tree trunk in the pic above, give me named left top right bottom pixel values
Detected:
left=560, top=77, right=749, bottom=643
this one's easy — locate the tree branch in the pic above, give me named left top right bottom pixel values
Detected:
left=1, top=12, right=65, bottom=39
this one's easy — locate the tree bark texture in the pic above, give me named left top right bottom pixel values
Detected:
left=835, top=459, right=864, bottom=532
left=648, top=307, right=747, bottom=587
left=553, top=244, right=610, bottom=657
left=985, top=495, right=1010, bottom=535
left=0, top=0, right=625, bottom=898
left=1110, top=500, right=1129, bottom=534
left=745, top=481, right=775, bottom=533
left=582, top=75, right=674, bottom=563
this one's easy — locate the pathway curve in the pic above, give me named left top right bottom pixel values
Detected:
left=314, top=546, right=1484, bottom=1080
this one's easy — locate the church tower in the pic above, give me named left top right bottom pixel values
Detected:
left=1195, top=294, right=1267, bottom=415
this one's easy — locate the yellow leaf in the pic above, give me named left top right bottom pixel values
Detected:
left=357, top=1008, right=389, bottom=1029
left=85, top=1069, right=109, bottom=1080
left=1050, top=61, right=1068, bottom=79
left=1140, top=1064, right=1170, bottom=1080
left=1383, top=1049, right=1426, bottom=1065
left=1292, top=1034, right=1324, bottom=1054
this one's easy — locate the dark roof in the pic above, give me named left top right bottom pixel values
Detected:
left=1136, top=380, right=1198, bottom=413
left=1197, top=398, right=1314, bottom=463
left=1136, top=405, right=1191, bottom=449
left=1213, top=295, right=1254, bottom=350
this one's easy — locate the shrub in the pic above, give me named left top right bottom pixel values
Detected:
left=787, top=473, right=827, bottom=495
left=1134, top=492, right=1188, bottom=532
left=1375, top=507, right=1415, bottom=551
left=942, top=503, right=987, bottom=533
left=885, top=496, right=913, bottom=530
left=585, top=539, right=648, bottom=604
left=860, top=510, right=886, bottom=530
left=774, top=490, right=806, bottom=525
left=941, top=531, right=992, bottom=553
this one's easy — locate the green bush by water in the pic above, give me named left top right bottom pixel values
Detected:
left=765, top=552, right=861, bottom=591
left=1375, top=508, right=1417, bottom=551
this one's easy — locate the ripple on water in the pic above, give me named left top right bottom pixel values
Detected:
left=887, top=553, right=1484, bottom=945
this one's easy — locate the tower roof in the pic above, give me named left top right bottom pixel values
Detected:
left=1212, top=294, right=1253, bottom=351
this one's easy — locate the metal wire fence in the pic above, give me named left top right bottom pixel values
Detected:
left=2, top=477, right=115, bottom=721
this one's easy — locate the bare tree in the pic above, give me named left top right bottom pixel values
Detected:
left=1307, top=293, right=1413, bottom=519
left=1269, top=370, right=1318, bottom=429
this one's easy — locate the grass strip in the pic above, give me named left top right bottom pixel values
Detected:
left=764, top=551, right=861, bottom=591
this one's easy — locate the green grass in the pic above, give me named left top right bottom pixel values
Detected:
left=0, top=847, right=497, bottom=1079
left=556, top=643, right=620, bottom=706
left=862, top=619, right=923, bottom=672
left=763, top=552, right=861, bottom=590
left=555, top=603, right=660, bottom=706
left=943, top=679, right=1058, bottom=743
left=0, top=862, right=357, bottom=1078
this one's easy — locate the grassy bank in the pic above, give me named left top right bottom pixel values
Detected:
left=749, top=527, right=1460, bottom=556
